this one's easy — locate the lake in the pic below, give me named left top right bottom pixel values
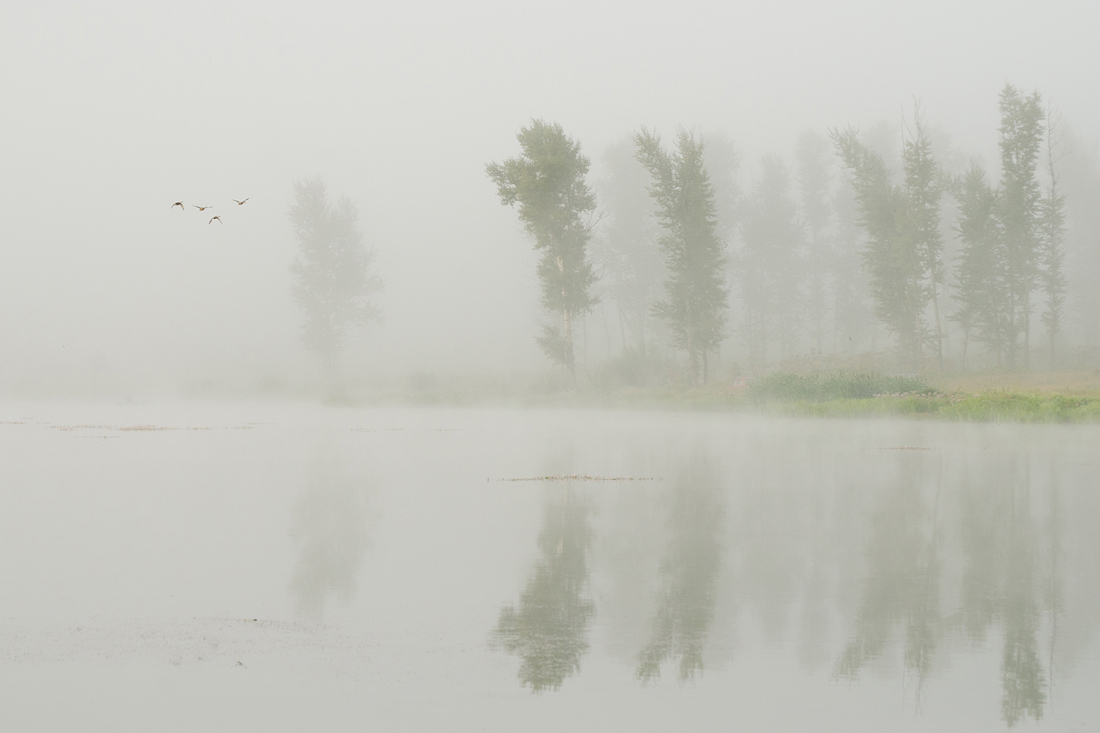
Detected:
left=2, top=402, right=1098, bottom=731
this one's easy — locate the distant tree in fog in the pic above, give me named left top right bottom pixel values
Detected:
left=832, top=110, right=945, bottom=372
left=701, top=132, right=742, bottom=249
left=1038, top=108, right=1067, bottom=366
left=795, top=131, right=834, bottom=353
left=833, top=128, right=926, bottom=368
left=831, top=178, right=874, bottom=352
left=593, top=139, right=664, bottom=356
left=950, top=164, right=1009, bottom=368
left=1060, top=127, right=1100, bottom=354
left=635, top=129, right=728, bottom=384
left=288, top=177, right=381, bottom=371
left=902, top=108, right=946, bottom=371
left=487, top=120, right=598, bottom=385
left=996, top=85, right=1045, bottom=369
left=738, top=155, right=804, bottom=367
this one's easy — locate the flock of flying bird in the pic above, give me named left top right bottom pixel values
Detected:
left=170, top=198, right=249, bottom=224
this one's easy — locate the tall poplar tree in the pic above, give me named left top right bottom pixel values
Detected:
left=997, top=85, right=1044, bottom=369
left=902, top=110, right=946, bottom=371
left=1038, top=109, right=1067, bottom=366
left=950, top=164, right=1009, bottom=367
left=487, top=120, right=599, bottom=384
left=635, top=129, right=728, bottom=384
left=832, top=128, right=925, bottom=369
left=832, top=110, right=945, bottom=372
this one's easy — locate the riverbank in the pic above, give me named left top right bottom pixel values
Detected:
left=322, top=369, right=1100, bottom=423
left=595, top=370, right=1100, bottom=422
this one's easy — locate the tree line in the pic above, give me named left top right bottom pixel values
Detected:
left=280, top=83, right=1096, bottom=385
left=489, top=83, right=1095, bottom=384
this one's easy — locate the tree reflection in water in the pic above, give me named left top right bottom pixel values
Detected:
left=835, top=455, right=942, bottom=705
left=484, top=434, right=1091, bottom=723
left=999, top=458, right=1045, bottom=726
left=637, top=458, right=723, bottom=681
left=288, top=451, right=371, bottom=617
left=839, top=453, right=1052, bottom=727
left=495, top=483, right=594, bottom=691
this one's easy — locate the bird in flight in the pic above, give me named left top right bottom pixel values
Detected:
left=171, top=201, right=185, bottom=210
left=193, top=205, right=213, bottom=211
left=232, top=198, right=249, bottom=206
left=209, top=216, right=223, bottom=224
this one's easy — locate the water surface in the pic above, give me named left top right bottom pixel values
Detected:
left=2, top=403, right=1098, bottom=731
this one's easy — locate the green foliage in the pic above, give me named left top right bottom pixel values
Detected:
left=1038, top=111, right=1067, bottom=364
left=289, top=176, right=381, bottom=367
left=901, top=108, right=945, bottom=368
left=635, top=129, right=729, bottom=383
left=950, top=164, right=1011, bottom=363
left=832, top=128, right=925, bottom=367
left=938, top=391, right=1100, bottom=422
left=750, top=371, right=929, bottom=403
left=535, top=324, right=571, bottom=367
left=832, top=109, right=945, bottom=371
left=997, top=85, right=1045, bottom=369
left=487, top=120, right=599, bottom=377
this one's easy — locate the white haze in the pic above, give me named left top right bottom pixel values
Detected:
left=2, top=0, right=1098, bottom=396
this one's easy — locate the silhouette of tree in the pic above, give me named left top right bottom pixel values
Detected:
left=288, top=177, right=381, bottom=373
left=487, top=120, right=599, bottom=384
left=635, top=129, right=728, bottom=383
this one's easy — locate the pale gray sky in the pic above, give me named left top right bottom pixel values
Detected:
left=2, top=0, right=1097, bottom=393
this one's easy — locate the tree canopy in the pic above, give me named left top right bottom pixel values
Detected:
left=487, top=120, right=598, bottom=382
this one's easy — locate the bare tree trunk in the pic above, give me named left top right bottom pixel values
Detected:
left=617, top=304, right=627, bottom=355
left=563, top=306, right=575, bottom=387
left=600, top=304, right=611, bottom=363
left=1024, top=291, right=1031, bottom=370
left=686, top=297, right=697, bottom=386
left=582, top=313, right=588, bottom=376
left=702, top=351, right=709, bottom=385
left=557, top=254, right=576, bottom=388
left=1006, top=298, right=1017, bottom=370
left=931, top=277, right=944, bottom=372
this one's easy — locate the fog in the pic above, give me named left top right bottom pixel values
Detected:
left=7, top=5, right=1100, bottom=729
left=5, top=405, right=1100, bottom=730
left=3, top=0, right=1100, bottom=395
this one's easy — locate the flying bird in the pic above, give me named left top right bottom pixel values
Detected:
left=232, top=198, right=249, bottom=205
left=193, top=205, right=213, bottom=211
left=171, top=201, right=185, bottom=210
left=209, top=216, right=223, bottom=224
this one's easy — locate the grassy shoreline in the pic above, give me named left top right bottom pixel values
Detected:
left=329, top=369, right=1100, bottom=423
left=376, top=367, right=1100, bottom=420
left=592, top=371, right=1100, bottom=422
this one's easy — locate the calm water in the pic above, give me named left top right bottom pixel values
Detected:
left=2, top=402, right=1099, bottom=731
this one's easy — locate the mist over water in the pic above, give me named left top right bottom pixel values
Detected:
left=2, top=405, right=1099, bottom=730
left=5, top=2, right=1100, bottom=730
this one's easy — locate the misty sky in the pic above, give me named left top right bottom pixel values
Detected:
left=2, top=0, right=1098, bottom=393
